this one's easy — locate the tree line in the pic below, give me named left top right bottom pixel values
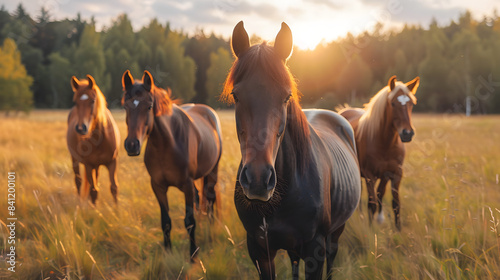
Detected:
left=1, top=4, right=499, bottom=113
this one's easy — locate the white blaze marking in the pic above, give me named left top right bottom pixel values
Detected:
left=397, top=95, right=411, bottom=106
left=133, top=100, right=140, bottom=108
left=80, top=94, right=89, bottom=101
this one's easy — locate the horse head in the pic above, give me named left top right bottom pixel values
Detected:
left=227, top=21, right=295, bottom=202
left=387, top=76, right=419, bottom=142
left=122, top=70, right=173, bottom=156
left=71, top=75, right=102, bottom=136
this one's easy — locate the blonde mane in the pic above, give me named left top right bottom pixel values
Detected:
left=74, top=79, right=108, bottom=132
left=357, top=82, right=417, bottom=141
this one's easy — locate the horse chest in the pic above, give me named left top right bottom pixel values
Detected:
left=363, top=150, right=403, bottom=177
left=240, top=201, right=322, bottom=251
left=144, top=147, right=188, bottom=185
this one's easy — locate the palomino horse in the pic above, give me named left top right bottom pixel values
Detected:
left=224, top=21, right=361, bottom=280
left=339, top=75, right=419, bottom=230
left=67, top=75, right=120, bottom=204
left=122, top=70, right=222, bottom=261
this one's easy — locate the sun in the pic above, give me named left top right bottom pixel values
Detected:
left=291, top=21, right=346, bottom=50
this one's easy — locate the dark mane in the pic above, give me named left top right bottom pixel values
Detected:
left=222, top=43, right=311, bottom=169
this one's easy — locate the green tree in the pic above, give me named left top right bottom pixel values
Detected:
left=0, top=38, right=33, bottom=112
left=72, top=24, right=110, bottom=98
left=336, top=53, right=373, bottom=103
left=102, top=14, right=139, bottom=106
left=206, top=47, right=233, bottom=108
left=138, top=19, right=196, bottom=101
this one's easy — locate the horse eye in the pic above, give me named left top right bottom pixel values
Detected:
left=148, top=105, right=153, bottom=110
left=284, top=94, right=292, bottom=103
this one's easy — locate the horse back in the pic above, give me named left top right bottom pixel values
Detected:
left=338, top=107, right=364, bottom=132
left=304, top=109, right=361, bottom=232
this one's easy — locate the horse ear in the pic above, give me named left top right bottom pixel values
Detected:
left=231, top=21, right=250, bottom=58
left=274, top=22, right=293, bottom=61
left=122, top=70, right=134, bottom=91
left=406, top=76, right=420, bottom=94
left=142, top=70, right=154, bottom=92
left=86, top=75, right=95, bottom=89
left=388, top=75, right=397, bottom=91
left=71, top=76, right=79, bottom=92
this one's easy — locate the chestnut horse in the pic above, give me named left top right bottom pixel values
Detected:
left=122, top=70, right=222, bottom=261
left=224, top=21, right=361, bottom=280
left=339, top=76, right=419, bottom=230
left=66, top=75, right=120, bottom=204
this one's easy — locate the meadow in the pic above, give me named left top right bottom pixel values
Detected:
left=0, top=110, right=499, bottom=279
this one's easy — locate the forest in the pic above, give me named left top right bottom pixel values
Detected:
left=1, top=4, right=500, bottom=113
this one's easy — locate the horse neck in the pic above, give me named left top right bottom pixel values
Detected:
left=149, top=105, right=185, bottom=151
left=275, top=109, right=311, bottom=183
left=378, top=107, right=399, bottom=147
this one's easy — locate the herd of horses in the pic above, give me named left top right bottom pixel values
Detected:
left=66, top=21, right=419, bottom=279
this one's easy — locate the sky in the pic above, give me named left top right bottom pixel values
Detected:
left=2, top=0, right=499, bottom=49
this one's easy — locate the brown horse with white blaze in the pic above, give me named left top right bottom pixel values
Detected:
left=67, top=75, right=120, bottom=204
left=339, top=75, right=419, bottom=230
left=122, top=70, right=222, bottom=261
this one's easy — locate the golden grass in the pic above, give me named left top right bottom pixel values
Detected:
left=0, top=111, right=499, bottom=279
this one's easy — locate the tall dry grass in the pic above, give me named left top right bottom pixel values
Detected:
left=0, top=110, right=499, bottom=279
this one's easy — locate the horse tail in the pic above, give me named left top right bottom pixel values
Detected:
left=335, top=103, right=351, bottom=113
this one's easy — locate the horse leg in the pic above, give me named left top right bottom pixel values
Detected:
left=183, top=178, right=198, bottom=262
left=247, top=234, right=277, bottom=280
left=365, top=176, right=377, bottom=225
left=71, top=156, right=82, bottom=194
left=151, top=180, right=172, bottom=249
left=204, top=161, right=219, bottom=222
left=391, top=172, right=403, bottom=231
left=84, top=165, right=98, bottom=204
left=376, top=177, right=389, bottom=223
left=287, top=251, right=300, bottom=280
left=107, top=158, right=119, bottom=204
left=326, top=224, right=345, bottom=280
left=303, top=236, right=326, bottom=280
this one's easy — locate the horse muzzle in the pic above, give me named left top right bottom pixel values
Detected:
left=400, top=129, right=414, bottom=143
left=75, top=124, right=88, bottom=135
left=239, top=163, right=276, bottom=202
left=124, top=138, right=141, bottom=156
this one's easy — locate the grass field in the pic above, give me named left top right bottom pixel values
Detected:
left=0, top=110, right=499, bottom=279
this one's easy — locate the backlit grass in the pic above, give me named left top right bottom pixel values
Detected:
left=0, top=111, right=499, bottom=279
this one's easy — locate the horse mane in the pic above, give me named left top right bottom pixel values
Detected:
left=74, top=79, right=108, bottom=131
left=357, top=82, right=417, bottom=141
left=120, top=81, right=179, bottom=117
left=222, top=42, right=311, bottom=169
left=152, top=86, right=178, bottom=116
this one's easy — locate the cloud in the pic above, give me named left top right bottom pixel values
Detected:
left=359, top=0, right=464, bottom=25
left=306, top=0, right=343, bottom=10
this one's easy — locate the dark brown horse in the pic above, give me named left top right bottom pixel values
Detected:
left=122, top=70, right=222, bottom=261
left=224, top=21, right=361, bottom=280
left=67, top=75, right=120, bottom=204
left=339, top=76, right=419, bottom=230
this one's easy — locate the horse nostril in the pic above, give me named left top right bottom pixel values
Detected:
left=239, top=166, right=251, bottom=188
left=81, top=124, right=87, bottom=134
left=266, top=167, right=276, bottom=190
left=125, top=139, right=140, bottom=155
left=75, top=124, right=88, bottom=135
left=403, top=129, right=413, bottom=136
